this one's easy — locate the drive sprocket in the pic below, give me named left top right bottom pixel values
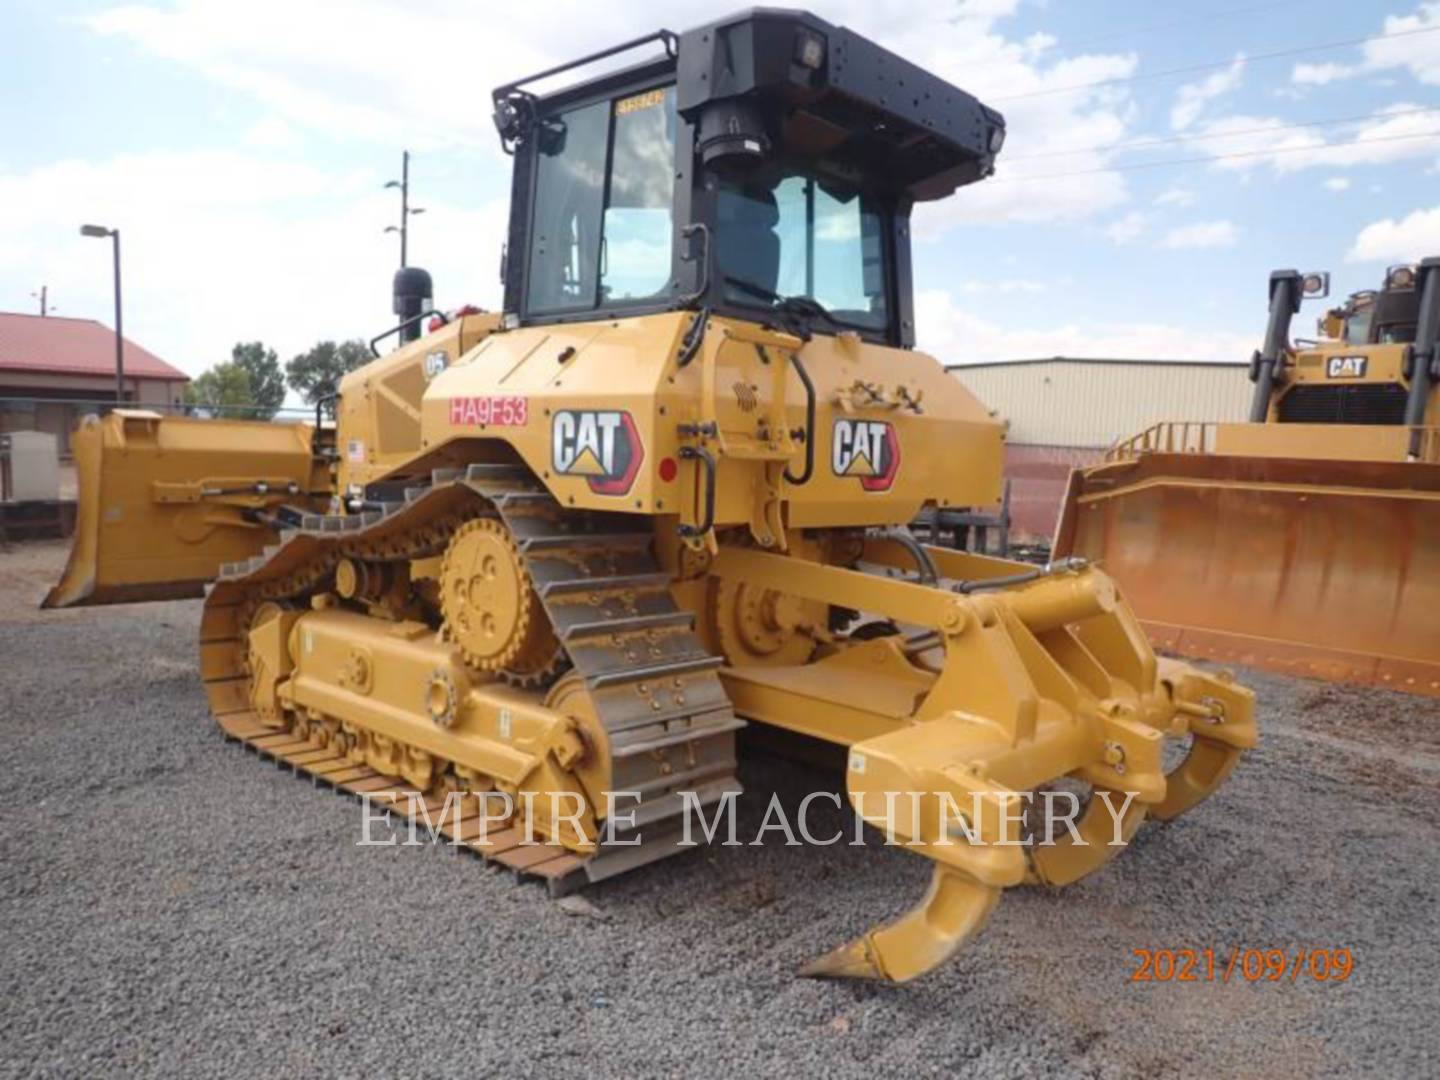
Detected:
left=439, top=517, right=566, bottom=686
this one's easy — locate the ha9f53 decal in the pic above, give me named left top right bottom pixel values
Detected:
left=551, top=410, right=644, bottom=495
left=831, top=418, right=900, bottom=492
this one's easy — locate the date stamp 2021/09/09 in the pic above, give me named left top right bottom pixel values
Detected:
left=1130, top=947, right=1354, bottom=984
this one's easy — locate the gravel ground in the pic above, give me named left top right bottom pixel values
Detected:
left=3, top=539, right=1438, bottom=1078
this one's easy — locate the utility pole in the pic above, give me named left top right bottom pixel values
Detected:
left=80, top=225, right=125, bottom=403
left=32, top=285, right=48, bottom=316
left=384, top=150, right=425, bottom=268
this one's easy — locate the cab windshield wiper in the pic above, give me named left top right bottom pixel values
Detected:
left=722, top=275, right=843, bottom=331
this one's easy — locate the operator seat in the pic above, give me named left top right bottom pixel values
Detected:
left=715, top=183, right=781, bottom=302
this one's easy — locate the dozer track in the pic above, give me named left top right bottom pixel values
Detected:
left=200, top=462, right=744, bottom=893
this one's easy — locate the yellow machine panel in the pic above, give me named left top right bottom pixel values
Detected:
left=417, top=314, right=1002, bottom=532
left=336, top=311, right=501, bottom=492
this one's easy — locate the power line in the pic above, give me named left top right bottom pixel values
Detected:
left=957, top=0, right=1311, bottom=76
left=1005, top=106, right=1440, bottom=161
left=1051, top=1, right=1313, bottom=51
left=988, top=25, right=1440, bottom=102
left=994, top=129, right=1440, bottom=182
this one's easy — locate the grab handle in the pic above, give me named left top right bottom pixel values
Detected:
left=783, top=351, right=816, bottom=486
left=677, top=445, right=716, bottom=539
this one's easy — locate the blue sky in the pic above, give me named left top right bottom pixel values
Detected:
left=2, top=0, right=1438, bottom=379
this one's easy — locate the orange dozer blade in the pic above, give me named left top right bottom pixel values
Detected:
left=1054, top=452, right=1440, bottom=697
left=43, top=410, right=326, bottom=609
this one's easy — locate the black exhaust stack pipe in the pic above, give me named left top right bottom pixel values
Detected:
left=1405, top=257, right=1440, bottom=459
left=393, top=266, right=434, bottom=346
left=1249, top=269, right=1303, bottom=423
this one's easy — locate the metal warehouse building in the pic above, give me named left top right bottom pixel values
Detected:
left=949, top=357, right=1251, bottom=541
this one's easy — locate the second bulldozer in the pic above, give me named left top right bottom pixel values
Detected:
left=1056, top=260, right=1440, bottom=696
left=44, top=9, right=1255, bottom=982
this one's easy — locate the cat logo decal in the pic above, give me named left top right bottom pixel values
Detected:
left=831, top=418, right=900, bottom=492
left=551, top=410, right=643, bottom=495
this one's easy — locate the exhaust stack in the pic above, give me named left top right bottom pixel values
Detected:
left=393, top=266, right=434, bottom=345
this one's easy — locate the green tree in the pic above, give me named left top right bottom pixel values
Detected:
left=285, top=339, right=371, bottom=408
left=183, top=362, right=254, bottom=416
left=229, top=341, right=286, bottom=419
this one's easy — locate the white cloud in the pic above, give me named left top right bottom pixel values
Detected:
left=1170, top=55, right=1245, bottom=131
left=1154, top=187, right=1196, bottom=207
left=1324, top=177, right=1352, bottom=191
left=1291, top=3, right=1440, bottom=86
left=916, top=287, right=1255, bottom=363
left=35, top=0, right=1155, bottom=379
left=1190, top=104, right=1440, bottom=174
left=1364, top=3, right=1440, bottom=84
left=1106, top=211, right=1149, bottom=245
left=0, top=149, right=507, bottom=377
left=82, top=0, right=1144, bottom=230
left=1292, top=61, right=1357, bottom=86
left=242, top=116, right=303, bottom=150
left=959, top=278, right=1046, bottom=295
left=1347, top=205, right=1440, bottom=262
left=1160, top=220, right=1239, bottom=249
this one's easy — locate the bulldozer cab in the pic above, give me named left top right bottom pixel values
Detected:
left=1328, top=270, right=1422, bottom=347
left=1258, top=261, right=1439, bottom=431
left=492, top=11, right=1004, bottom=347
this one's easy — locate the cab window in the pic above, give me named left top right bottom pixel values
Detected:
left=1343, top=306, right=1373, bottom=346
left=716, top=170, right=889, bottom=332
left=526, top=85, right=676, bottom=315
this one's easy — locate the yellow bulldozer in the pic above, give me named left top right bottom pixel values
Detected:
left=43, top=9, right=1254, bottom=983
left=1056, top=260, right=1440, bottom=698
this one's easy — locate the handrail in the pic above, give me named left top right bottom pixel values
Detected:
left=1106, top=421, right=1218, bottom=462
left=1105, top=420, right=1440, bottom=463
left=369, top=309, right=448, bottom=357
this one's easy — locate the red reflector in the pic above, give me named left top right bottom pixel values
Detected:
left=658, top=456, right=678, bottom=482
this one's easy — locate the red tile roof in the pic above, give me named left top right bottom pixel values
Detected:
left=0, top=311, right=188, bottom=381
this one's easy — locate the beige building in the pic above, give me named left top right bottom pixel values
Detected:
left=948, top=357, right=1252, bottom=541
left=951, top=357, right=1251, bottom=449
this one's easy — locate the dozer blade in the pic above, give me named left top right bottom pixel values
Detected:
left=43, top=410, right=325, bottom=609
left=1055, top=452, right=1440, bottom=697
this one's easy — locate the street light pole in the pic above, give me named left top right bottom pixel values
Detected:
left=400, top=150, right=409, bottom=267
left=384, top=150, right=424, bottom=270
left=111, top=230, right=124, bottom=403
left=81, top=224, right=124, bottom=404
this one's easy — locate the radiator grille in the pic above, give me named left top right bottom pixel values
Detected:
left=1276, top=384, right=1409, bottom=425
